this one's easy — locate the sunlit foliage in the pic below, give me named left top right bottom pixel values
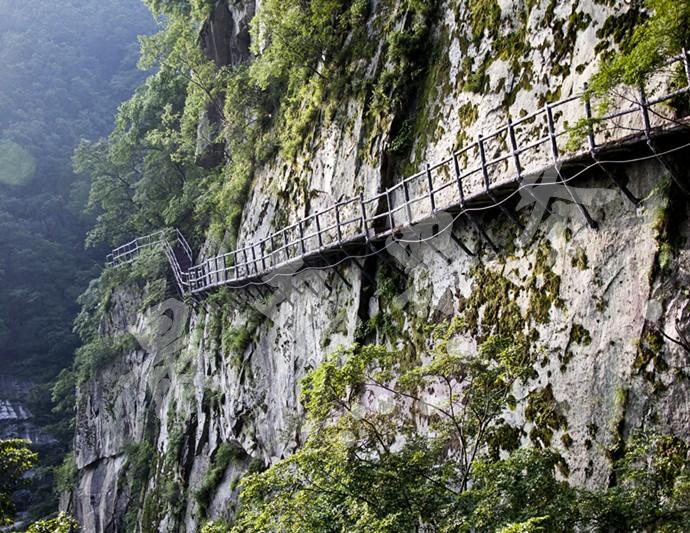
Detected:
left=0, top=439, right=38, bottom=525
left=231, top=339, right=690, bottom=532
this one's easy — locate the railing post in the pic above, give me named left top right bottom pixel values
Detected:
left=545, top=103, right=559, bottom=162
left=283, top=229, right=290, bottom=260
left=249, top=242, right=258, bottom=275
left=402, top=177, right=413, bottom=224
left=385, top=189, right=395, bottom=231
left=220, top=254, right=227, bottom=283
left=426, top=163, right=436, bottom=212
left=268, top=235, right=275, bottom=268
left=315, top=212, right=323, bottom=248
left=507, top=118, right=523, bottom=181
left=358, top=192, right=369, bottom=241
left=298, top=220, right=306, bottom=255
left=260, top=239, right=267, bottom=271
left=479, top=133, right=522, bottom=228
left=583, top=83, right=597, bottom=152
left=549, top=102, right=597, bottom=229
left=683, top=47, right=690, bottom=86
left=638, top=85, right=652, bottom=138
left=233, top=251, right=239, bottom=280
left=242, top=246, right=249, bottom=278
left=452, top=152, right=465, bottom=206
left=335, top=203, right=343, bottom=243
left=477, top=135, right=491, bottom=192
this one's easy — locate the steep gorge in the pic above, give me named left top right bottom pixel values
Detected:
left=65, top=1, right=690, bottom=531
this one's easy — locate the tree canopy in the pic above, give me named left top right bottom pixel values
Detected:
left=0, top=0, right=154, bottom=521
left=228, top=341, right=690, bottom=532
left=0, top=439, right=38, bottom=525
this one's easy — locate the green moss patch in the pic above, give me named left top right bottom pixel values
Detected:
left=525, top=384, right=567, bottom=448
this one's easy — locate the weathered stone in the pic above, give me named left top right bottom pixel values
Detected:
left=68, top=1, right=690, bottom=531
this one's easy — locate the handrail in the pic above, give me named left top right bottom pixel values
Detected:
left=108, top=50, right=690, bottom=297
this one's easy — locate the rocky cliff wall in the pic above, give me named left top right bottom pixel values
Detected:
left=68, top=0, right=690, bottom=531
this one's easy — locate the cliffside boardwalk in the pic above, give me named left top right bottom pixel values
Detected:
left=108, top=52, right=690, bottom=297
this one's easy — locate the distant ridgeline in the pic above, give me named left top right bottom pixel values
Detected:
left=108, top=51, right=690, bottom=298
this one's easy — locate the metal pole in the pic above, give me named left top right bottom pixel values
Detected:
left=298, top=220, right=306, bottom=255
left=402, top=177, right=413, bottom=224
left=315, top=212, right=323, bottom=248
left=242, top=246, right=249, bottom=278
left=385, top=190, right=394, bottom=231
left=549, top=102, right=597, bottom=229
left=583, top=83, right=596, bottom=152
left=426, top=163, right=436, bottom=212
left=638, top=86, right=652, bottom=138
left=260, top=239, right=267, bottom=271
left=250, top=242, right=258, bottom=275
left=545, top=104, right=559, bottom=162
left=335, top=203, right=343, bottom=242
left=507, top=118, right=523, bottom=180
left=452, top=153, right=465, bottom=206
left=477, top=136, right=491, bottom=192
left=358, top=192, right=369, bottom=241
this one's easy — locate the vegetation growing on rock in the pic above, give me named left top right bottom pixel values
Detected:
left=43, top=0, right=690, bottom=531
left=230, top=338, right=690, bottom=532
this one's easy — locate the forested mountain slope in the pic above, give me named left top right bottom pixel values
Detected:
left=0, top=0, right=154, bottom=523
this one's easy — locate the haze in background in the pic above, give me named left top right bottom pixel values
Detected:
left=0, top=0, right=155, bottom=520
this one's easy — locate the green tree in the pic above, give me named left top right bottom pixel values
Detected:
left=0, top=0, right=155, bottom=520
left=580, top=433, right=690, bottom=531
left=22, top=512, right=78, bottom=533
left=233, top=337, right=539, bottom=532
left=589, top=0, right=690, bottom=94
left=0, top=439, right=38, bottom=525
left=232, top=336, right=690, bottom=532
left=74, top=67, right=200, bottom=248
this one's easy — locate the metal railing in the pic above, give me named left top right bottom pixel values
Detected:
left=107, top=228, right=193, bottom=294
left=109, top=51, right=690, bottom=296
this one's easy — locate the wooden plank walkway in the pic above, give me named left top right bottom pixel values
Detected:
left=108, top=51, right=690, bottom=297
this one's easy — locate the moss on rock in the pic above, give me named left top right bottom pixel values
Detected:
left=525, top=384, right=567, bottom=448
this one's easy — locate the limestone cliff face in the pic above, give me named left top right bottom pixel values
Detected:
left=68, top=1, right=690, bottom=532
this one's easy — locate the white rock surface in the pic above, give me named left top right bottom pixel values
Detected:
left=68, top=1, right=690, bottom=531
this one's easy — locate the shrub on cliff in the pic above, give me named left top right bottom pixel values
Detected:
left=229, top=340, right=690, bottom=532
left=21, top=512, right=78, bottom=533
